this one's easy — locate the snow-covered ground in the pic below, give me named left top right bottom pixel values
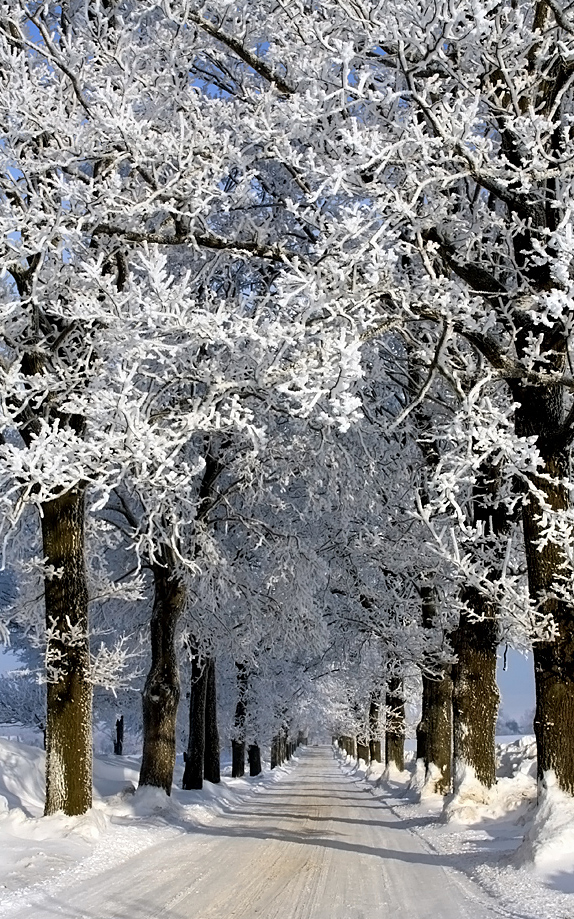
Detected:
left=0, top=736, right=573, bottom=917
left=340, top=737, right=574, bottom=918
left=0, top=736, right=290, bottom=916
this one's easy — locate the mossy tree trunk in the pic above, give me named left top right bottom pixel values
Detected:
left=139, top=546, right=185, bottom=794
left=418, top=670, right=452, bottom=793
left=451, top=462, right=504, bottom=793
left=501, top=22, right=574, bottom=792
left=42, top=487, right=92, bottom=817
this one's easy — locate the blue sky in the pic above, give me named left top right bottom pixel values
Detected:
left=496, top=648, right=535, bottom=720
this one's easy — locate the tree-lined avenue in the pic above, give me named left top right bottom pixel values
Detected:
left=4, top=748, right=497, bottom=919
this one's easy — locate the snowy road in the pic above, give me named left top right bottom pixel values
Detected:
left=5, top=747, right=507, bottom=919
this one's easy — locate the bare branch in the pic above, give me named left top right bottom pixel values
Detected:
left=91, top=224, right=289, bottom=261
left=547, top=0, right=574, bottom=33
left=189, top=10, right=296, bottom=95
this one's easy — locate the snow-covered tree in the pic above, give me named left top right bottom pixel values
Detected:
left=190, top=0, right=574, bottom=798
left=0, top=0, right=363, bottom=814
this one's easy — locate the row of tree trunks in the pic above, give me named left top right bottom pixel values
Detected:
left=338, top=735, right=356, bottom=758
left=337, top=681, right=405, bottom=771
left=182, top=654, right=220, bottom=789
left=357, top=740, right=370, bottom=762
left=230, top=664, right=262, bottom=776
left=271, top=726, right=300, bottom=768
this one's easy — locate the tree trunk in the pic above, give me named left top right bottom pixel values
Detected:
left=42, top=487, right=92, bottom=817
left=271, top=735, right=280, bottom=769
left=369, top=691, right=382, bottom=763
left=139, top=547, right=185, bottom=794
left=182, top=652, right=208, bottom=790
left=416, top=586, right=452, bottom=794
left=451, top=603, right=498, bottom=791
left=231, top=663, right=249, bottom=778
left=515, top=385, right=574, bottom=793
left=341, top=735, right=356, bottom=758
left=203, top=658, right=220, bottom=784
left=385, top=678, right=405, bottom=772
left=450, top=460, right=504, bottom=795
left=417, top=671, right=452, bottom=793
left=114, top=716, right=124, bottom=756
left=282, top=726, right=290, bottom=761
left=248, top=744, right=262, bottom=776
left=357, top=740, right=369, bottom=762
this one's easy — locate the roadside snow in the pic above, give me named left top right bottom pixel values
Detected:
left=0, top=737, right=293, bottom=915
left=3, top=734, right=574, bottom=919
left=337, top=736, right=574, bottom=918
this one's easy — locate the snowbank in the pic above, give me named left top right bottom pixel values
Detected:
left=0, top=737, right=297, bottom=909
left=517, top=771, right=574, bottom=892
left=334, top=736, right=574, bottom=914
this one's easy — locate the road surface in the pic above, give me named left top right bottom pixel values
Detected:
left=4, top=746, right=507, bottom=919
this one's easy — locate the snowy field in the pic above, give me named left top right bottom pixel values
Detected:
left=0, top=736, right=572, bottom=918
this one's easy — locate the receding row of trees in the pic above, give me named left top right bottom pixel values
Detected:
left=1, top=0, right=574, bottom=820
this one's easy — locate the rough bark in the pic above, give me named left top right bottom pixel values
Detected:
left=385, top=678, right=405, bottom=772
left=451, top=603, right=498, bottom=790
left=182, top=652, right=208, bottom=790
left=515, top=384, right=574, bottom=793
left=42, top=487, right=92, bottom=817
left=507, top=21, right=574, bottom=796
left=203, top=657, right=220, bottom=784
left=231, top=663, right=249, bottom=778
left=418, top=671, right=452, bottom=793
left=139, top=547, right=185, bottom=794
left=416, top=587, right=452, bottom=794
left=248, top=744, right=262, bottom=776
left=451, top=460, right=505, bottom=793
left=183, top=443, right=224, bottom=789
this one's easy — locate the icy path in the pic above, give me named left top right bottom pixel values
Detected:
left=4, top=747, right=506, bottom=919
